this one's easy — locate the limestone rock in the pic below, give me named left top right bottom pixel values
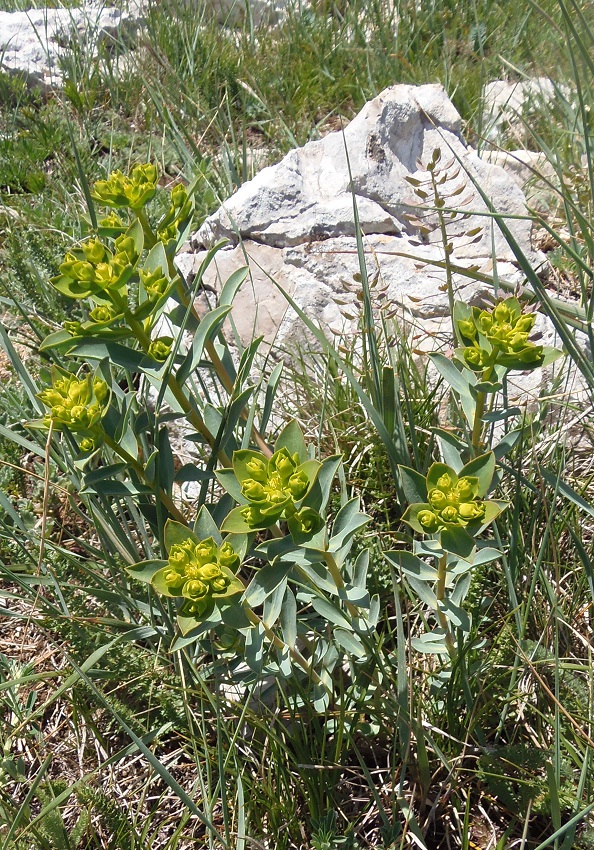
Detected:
left=184, top=84, right=544, bottom=351
left=0, top=1, right=143, bottom=91
left=210, top=0, right=309, bottom=26
left=482, top=78, right=570, bottom=143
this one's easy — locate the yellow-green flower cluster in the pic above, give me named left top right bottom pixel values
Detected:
left=147, top=336, right=173, bottom=362
left=55, top=234, right=138, bottom=301
left=456, top=297, right=543, bottom=371
left=91, top=164, right=158, bottom=211
left=37, top=370, right=108, bottom=441
left=140, top=266, right=170, bottom=300
left=157, top=184, right=193, bottom=243
left=160, top=536, right=240, bottom=617
left=416, top=472, right=485, bottom=533
left=234, top=447, right=319, bottom=531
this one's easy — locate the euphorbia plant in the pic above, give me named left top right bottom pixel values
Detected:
left=388, top=452, right=506, bottom=657
left=9, top=163, right=382, bottom=707
left=127, top=420, right=380, bottom=709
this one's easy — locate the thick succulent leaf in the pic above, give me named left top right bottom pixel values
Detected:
left=433, top=429, right=465, bottom=472
left=495, top=351, right=544, bottom=371
left=426, top=462, right=457, bottom=491
left=401, top=503, right=432, bottom=534
left=411, top=630, right=450, bottom=654
left=301, top=454, right=342, bottom=514
left=294, top=560, right=337, bottom=595
left=280, top=587, right=297, bottom=648
left=231, top=450, right=267, bottom=485
left=215, top=467, right=246, bottom=503
left=220, top=505, right=277, bottom=533
left=310, top=597, right=352, bottom=631
left=152, top=567, right=184, bottom=597
left=219, top=266, right=249, bottom=306
left=244, top=561, right=292, bottom=608
left=440, top=525, right=475, bottom=559
left=334, top=628, right=365, bottom=659
left=438, top=598, right=471, bottom=632
left=398, top=465, right=428, bottom=504
left=143, top=239, right=168, bottom=274
left=220, top=603, right=253, bottom=630
left=263, top=578, right=287, bottom=628
left=175, top=304, right=232, bottom=385
left=126, top=217, right=145, bottom=256
left=39, top=329, right=78, bottom=352
left=126, top=559, right=167, bottom=583
left=405, top=575, right=438, bottom=608
left=473, top=380, right=503, bottom=394
left=384, top=550, right=438, bottom=581
left=193, top=505, right=222, bottom=545
left=459, top=452, right=495, bottom=497
left=274, top=419, right=307, bottom=463
left=164, top=519, right=198, bottom=554
left=429, top=351, right=477, bottom=395
left=352, top=548, right=369, bottom=588
left=171, top=614, right=221, bottom=647
left=541, top=346, right=564, bottom=367
left=51, top=274, right=94, bottom=300
left=177, top=606, right=218, bottom=636
left=328, top=497, right=370, bottom=553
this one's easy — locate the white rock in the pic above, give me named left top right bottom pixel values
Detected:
left=0, top=1, right=143, bottom=90
left=482, top=77, right=570, bottom=142
left=185, top=84, right=545, bottom=352
left=210, top=0, right=309, bottom=26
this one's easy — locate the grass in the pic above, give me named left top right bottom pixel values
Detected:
left=1, top=0, right=594, bottom=848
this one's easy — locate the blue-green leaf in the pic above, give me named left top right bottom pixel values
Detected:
left=280, top=587, right=297, bottom=648
left=244, top=562, right=291, bottom=608
left=334, top=628, right=365, bottom=659
left=398, top=465, right=428, bottom=504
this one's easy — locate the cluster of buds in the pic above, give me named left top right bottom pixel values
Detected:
left=157, top=536, right=241, bottom=618
left=140, top=266, right=170, bottom=301
left=157, top=184, right=193, bottom=243
left=456, top=297, right=544, bottom=371
left=55, top=234, right=138, bottom=302
left=147, top=336, right=173, bottom=362
left=37, top=369, right=109, bottom=451
left=232, top=447, right=322, bottom=534
left=91, top=163, right=159, bottom=211
left=401, top=460, right=499, bottom=540
left=415, top=471, right=485, bottom=532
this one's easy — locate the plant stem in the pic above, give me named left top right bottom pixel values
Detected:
left=242, top=604, right=325, bottom=687
left=470, top=365, right=493, bottom=452
left=126, top=315, right=232, bottom=464
left=435, top=552, right=456, bottom=658
left=102, top=432, right=186, bottom=523
left=323, top=550, right=360, bottom=619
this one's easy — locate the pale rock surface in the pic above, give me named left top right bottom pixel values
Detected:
left=0, top=1, right=143, bottom=90
left=211, top=0, right=308, bottom=26
left=182, top=83, right=544, bottom=352
left=482, top=77, right=570, bottom=143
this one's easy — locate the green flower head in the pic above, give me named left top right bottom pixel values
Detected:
left=159, top=535, right=242, bottom=607
left=148, top=337, right=173, bottom=362
left=92, top=164, right=159, bottom=211
left=231, top=447, right=319, bottom=531
left=140, top=267, right=169, bottom=299
left=88, top=305, right=115, bottom=324
left=402, top=461, right=494, bottom=537
left=37, top=369, right=109, bottom=433
left=461, top=298, right=543, bottom=371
